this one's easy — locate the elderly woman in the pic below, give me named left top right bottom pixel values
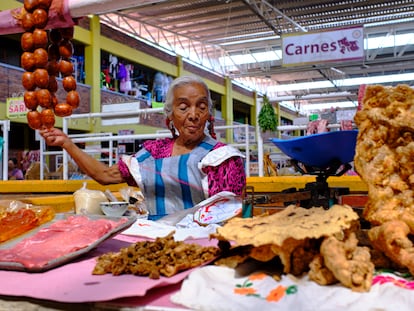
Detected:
left=40, top=75, right=246, bottom=219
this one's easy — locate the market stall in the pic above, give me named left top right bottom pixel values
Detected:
left=1, top=1, right=413, bottom=310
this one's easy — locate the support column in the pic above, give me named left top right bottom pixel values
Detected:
left=84, top=15, right=101, bottom=130
left=275, top=101, right=281, bottom=138
left=222, top=77, right=234, bottom=143
left=256, top=96, right=264, bottom=177
left=176, top=55, right=183, bottom=77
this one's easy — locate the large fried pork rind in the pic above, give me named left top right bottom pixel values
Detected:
left=354, top=84, right=414, bottom=275
left=214, top=204, right=359, bottom=275
left=354, top=84, right=414, bottom=226
left=215, top=204, right=358, bottom=246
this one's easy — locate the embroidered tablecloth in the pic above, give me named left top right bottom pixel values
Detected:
left=172, top=266, right=414, bottom=311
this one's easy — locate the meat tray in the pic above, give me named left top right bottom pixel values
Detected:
left=0, top=213, right=137, bottom=272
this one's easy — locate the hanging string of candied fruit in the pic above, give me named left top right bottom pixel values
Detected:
left=20, top=0, right=79, bottom=130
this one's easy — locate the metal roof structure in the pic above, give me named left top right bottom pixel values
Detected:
left=90, top=1, right=414, bottom=112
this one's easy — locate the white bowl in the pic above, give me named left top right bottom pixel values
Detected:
left=100, top=201, right=129, bottom=217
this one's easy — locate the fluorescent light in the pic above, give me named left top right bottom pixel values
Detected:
left=220, top=50, right=282, bottom=66
left=269, top=80, right=334, bottom=92
left=366, top=33, right=414, bottom=49
left=298, top=101, right=357, bottom=111
left=219, top=32, right=276, bottom=45
left=268, top=72, right=414, bottom=93
left=340, top=72, right=414, bottom=86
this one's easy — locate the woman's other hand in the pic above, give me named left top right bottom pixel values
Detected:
left=39, top=127, right=69, bottom=147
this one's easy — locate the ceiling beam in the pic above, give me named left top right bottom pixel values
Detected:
left=242, top=0, right=307, bottom=34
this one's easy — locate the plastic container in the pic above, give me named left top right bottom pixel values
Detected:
left=100, top=201, right=129, bottom=217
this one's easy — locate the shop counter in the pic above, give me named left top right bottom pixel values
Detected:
left=0, top=180, right=129, bottom=213
left=247, top=175, right=367, bottom=193
left=0, top=176, right=368, bottom=194
left=0, top=176, right=368, bottom=214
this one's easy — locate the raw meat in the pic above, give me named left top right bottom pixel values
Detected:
left=0, top=215, right=127, bottom=269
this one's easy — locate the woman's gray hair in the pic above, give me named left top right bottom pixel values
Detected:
left=163, top=75, right=213, bottom=117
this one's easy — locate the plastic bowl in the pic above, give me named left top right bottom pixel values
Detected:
left=100, top=201, right=129, bottom=217
left=271, top=130, right=358, bottom=168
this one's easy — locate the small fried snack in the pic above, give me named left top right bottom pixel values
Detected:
left=308, top=254, right=337, bottom=286
left=93, top=232, right=220, bottom=279
left=319, top=232, right=374, bottom=292
left=368, top=220, right=414, bottom=275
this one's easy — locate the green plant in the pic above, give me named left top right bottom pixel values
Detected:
left=258, top=95, right=278, bottom=132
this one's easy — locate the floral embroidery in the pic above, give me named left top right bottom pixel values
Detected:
left=373, top=270, right=414, bottom=290
left=234, top=278, right=260, bottom=298
left=266, top=285, right=286, bottom=302
left=234, top=286, right=258, bottom=296
left=234, top=273, right=297, bottom=303
left=249, top=273, right=267, bottom=281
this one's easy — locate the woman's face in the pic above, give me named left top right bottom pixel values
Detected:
left=171, top=82, right=210, bottom=143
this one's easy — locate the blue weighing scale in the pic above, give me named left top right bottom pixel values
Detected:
left=269, top=130, right=358, bottom=209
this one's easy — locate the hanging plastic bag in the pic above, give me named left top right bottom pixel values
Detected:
left=193, top=191, right=242, bottom=225
left=73, top=182, right=107, bottom=215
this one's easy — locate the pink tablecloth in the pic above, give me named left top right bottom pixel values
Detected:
left=0, top=234, right=217, bottom=306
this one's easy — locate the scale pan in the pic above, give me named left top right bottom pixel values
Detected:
left=271, top=130, right=358, bottom=169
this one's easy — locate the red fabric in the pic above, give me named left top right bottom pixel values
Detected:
left=358, top=84, right=366, bottom=111
left=340, top=120, right=353, bottom=130
left=306, top=120, right=329, bottom=135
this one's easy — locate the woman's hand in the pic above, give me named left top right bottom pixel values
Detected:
left=39, top=127, right=69, bottom=148
left=39, top=127, right=124, bottom=185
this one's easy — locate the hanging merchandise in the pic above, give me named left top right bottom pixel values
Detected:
left=109, top=54, right=118, bottom=79
left=124, top=64, right=133, bottom=93
left=258, top=94, right=278, bottom=132
left=152, top=72, right=165, bottom=102
left=117, top=62, right=127, bottom=80
left=108, top=54, right=118, bottom=91
left=119, top=63, right=132, bottom=94
left=73, top=55, right=85, bottom=83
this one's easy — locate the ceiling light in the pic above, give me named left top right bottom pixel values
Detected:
left=268, top=72, right=414, bottom=94
left=340, top=72, right=414, bottom=86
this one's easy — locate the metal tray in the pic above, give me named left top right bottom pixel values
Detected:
left=0, top=212, right=136, bottom=272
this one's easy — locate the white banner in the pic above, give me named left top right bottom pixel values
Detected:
left=101, top=102, right=141, bottom=125
left=7, top=97, right=29, bottom=118
left=282, top=26, right=364, bottom=66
